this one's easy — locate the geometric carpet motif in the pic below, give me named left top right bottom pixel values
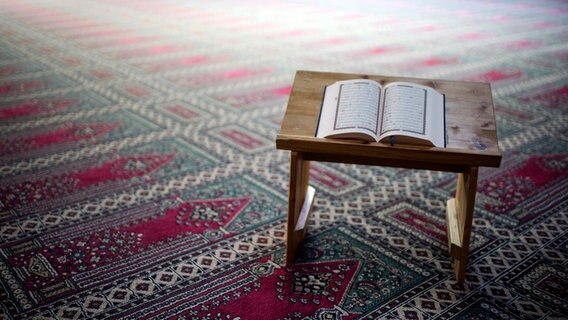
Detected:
left=0, top=0, right=567, bottom=319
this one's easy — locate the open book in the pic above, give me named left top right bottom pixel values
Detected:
left=316, top=79, right=446, bottom=147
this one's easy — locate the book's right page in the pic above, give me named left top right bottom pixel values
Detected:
left=377, top=82, right=445, bottom=147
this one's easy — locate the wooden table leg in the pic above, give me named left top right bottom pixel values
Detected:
left=446, top=166, right=479, bottom=283
left=285, top=152, right=315, bottom=266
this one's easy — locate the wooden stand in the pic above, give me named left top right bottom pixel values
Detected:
left=276, top=71, right=502, bottom=283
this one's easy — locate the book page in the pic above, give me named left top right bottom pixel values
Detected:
left=334, top=81, right=380, bottom=135
left=380, top=84, right=427, bottom=135
left=316, top=79, right=381, bottom=141
left=378, top=82, right=445, bottom=147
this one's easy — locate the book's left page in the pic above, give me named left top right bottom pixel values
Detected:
left=316, top=79, right=381, bottom=141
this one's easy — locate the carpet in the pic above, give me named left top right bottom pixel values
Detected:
left=0, top=0, right=567, bottom=319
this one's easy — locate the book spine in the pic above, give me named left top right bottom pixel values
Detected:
left=443, top=94, right=447, bottom=148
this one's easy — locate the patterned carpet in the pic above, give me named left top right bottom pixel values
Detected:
left=0, top=0, right=567, bottom=319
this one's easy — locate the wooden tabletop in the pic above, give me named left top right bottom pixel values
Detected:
left=276, top=70, right=502, bottom=171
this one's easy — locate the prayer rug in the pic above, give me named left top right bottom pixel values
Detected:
left=0, top=0, right=566, bottom=319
